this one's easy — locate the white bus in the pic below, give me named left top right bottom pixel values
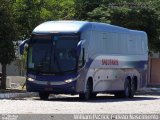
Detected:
left=20, top=21, right=148, bottom=100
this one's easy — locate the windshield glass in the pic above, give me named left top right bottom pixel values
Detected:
left=52, top=36, right=78, bottom=73
left=27, top=35, right=79, bottom=74
left=28, top=38, right=52, bottom=73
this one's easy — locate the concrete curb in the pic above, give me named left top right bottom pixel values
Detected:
left=0, top=92, right=38, bottom=99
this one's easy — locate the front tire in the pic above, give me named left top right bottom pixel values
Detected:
left=79, top=81, right=92, bottom=100
left=39, top=92, right=50, bottom=100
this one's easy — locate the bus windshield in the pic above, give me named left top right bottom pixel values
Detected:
left=27, top=35, right=79, bottom=74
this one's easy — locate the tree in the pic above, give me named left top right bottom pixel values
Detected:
left=44, top=0, right=75, bottom=20
left=87, top=4, right=111, bottom=23
left=0, top=0, right=17, bottom=89
left=14, top=0, right=75, bottom=40
left=74, top=0, right=102, bottom=20
left=14, top=0, right=44, bottom=39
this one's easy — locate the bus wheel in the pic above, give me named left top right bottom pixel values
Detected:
left=79, top=81, right=91, bottom=100
left=39, top=92, right=50, bottom=100
left=124, top=79, right=135, bottom=98
left=130, top=80, right=136, bottom=98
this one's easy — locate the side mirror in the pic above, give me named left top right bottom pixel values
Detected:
left=19, top=39, right=29, bottom=55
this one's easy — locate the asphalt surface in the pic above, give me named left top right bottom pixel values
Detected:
left=0, top=88, right=159, bottom=120
left=0, top=87, right=159, bottom=99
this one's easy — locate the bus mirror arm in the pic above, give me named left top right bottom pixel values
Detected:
left=76, top=40, right=82, bottom=57
left=76, top=39, right=86, bottom=57
left=19, top=39, right=29, bottom=55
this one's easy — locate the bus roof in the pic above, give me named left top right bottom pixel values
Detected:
left=32, top=20, right=146, bottom=35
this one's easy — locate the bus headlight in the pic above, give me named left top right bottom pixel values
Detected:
left=65, top=79, right=73, bottom=83
left=28, top=77, right=35, bottom=82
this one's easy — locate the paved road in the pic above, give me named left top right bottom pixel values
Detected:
left=0, top=92, right=160, bottom=114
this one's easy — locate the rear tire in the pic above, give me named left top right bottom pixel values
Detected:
left=114, top=79, right=135, bottom=98
left=39, top=92, right=50, bottom=100
left=124, top=79, right=135, bottom=98
left=130, top=80, right=136, bottom=98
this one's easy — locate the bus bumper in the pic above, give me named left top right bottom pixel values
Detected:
left=26, top=80, right=77, bottom=94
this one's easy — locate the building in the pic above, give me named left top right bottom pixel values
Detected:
left=0, top=61, right=21, bottom=76
left=148, top=51, right=160, bottom=86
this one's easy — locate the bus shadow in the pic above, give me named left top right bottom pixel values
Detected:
left=46, top=94, right=159, bottom=103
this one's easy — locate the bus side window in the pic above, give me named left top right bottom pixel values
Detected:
left=78, top=48, right=85, bottom=68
